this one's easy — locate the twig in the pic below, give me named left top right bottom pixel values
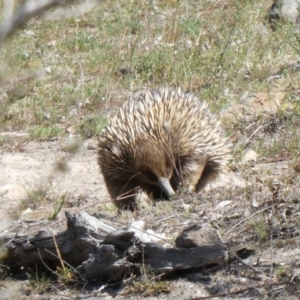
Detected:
left=47, top=226, right=66, bottom=272
left=2, top=226, right=20, bottom=247
left=233, top=254, right=265, bottom=276
left=75, top=21, right=84, bottom=90
left=191, top=286, right=256, bottom=299
left=44, top=248, right=76, bottom=272
left=225, top=206, right=271, bottom=235
left=37, top=247, right=61, bottom=276
left=116, top=189, right=137, bottom=200
left=0, top=0, right=74, bottom=43
left=2, top=234, right=18, bottom=247
left=243, top=125, right=263, bottom=148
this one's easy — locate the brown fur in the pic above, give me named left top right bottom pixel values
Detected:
left=98, top=87, right=231, bottom=210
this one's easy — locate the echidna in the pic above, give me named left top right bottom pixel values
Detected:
left=98, top=87, right=231, bottom=210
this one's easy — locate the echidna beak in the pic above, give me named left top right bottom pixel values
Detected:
left=157, top=177, right=175, bottom=198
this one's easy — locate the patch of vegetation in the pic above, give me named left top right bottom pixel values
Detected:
left=28, top=125, right=64, bottom=140
left=124, top=277, right=173, bottom=297
left=253, top=218, right=268, bottom=241
left=78, top=115, right=107, bottom=138
left=1, top=0, right=299, bottom=142
left=55, top=266, right=76, bottom=285
left=0, top=135, right=8, bottom=146
left=26, top=270, right=52, bottom=294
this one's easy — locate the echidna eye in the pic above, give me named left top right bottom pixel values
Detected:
left=145, top=171, right=157, bottom=183
left=166, top=168, right=172, bottom=177
left=165, top=161, right=173, bottom=177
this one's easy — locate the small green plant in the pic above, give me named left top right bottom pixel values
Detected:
left=78, top=115, right=107, bottom=138
left=56, top=266, right=75, bottom=284
left=49, top=193, right=67, bottom=220
left=21, top=188, right=47, bottom=211
left=179, top=18, right=202, bottom=38
left=26, top=270, right=52, bottom=294
left=253, top=220, right=268, bottom=241
left=0, top=135, right=8, bottom=146
left=274, top=265, right=291, bottom=283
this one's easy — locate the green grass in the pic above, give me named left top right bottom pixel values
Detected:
left=28, top=125, right=64, bottom=140
left=0, top=135, right=8, bottom=146
left=0, top=0, right=299, bottom=170
left=26, top=270, right=52, bottom=294
left=49, top=192, right=67, bottom=220
left=78, top=114, right=107, bottom=138
left=0, top=0, right=299, bottom=144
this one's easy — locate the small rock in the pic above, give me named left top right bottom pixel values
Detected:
left=216, top=200, right=232, bottom=210
left=86, top=140, right=97, bottom=150
left=21, top=207, right=33, bottom=216
left=175, top=224, right=223, bottom=248
left=7, top=84, right=27, bottom=103
left=24, top=30, right=35, bottom=36
left=268, top=0, right=300, bottom=29
left=61, top=136, right=83, bottom=154
left=182, top=203, right=192, bottom=212
left=241, top=149, right=258, bottom=162
left=204, top=171, right=248, bottom=190
left=66, top=125, right=77, bottom=134
left=185, top=39, right=193, bottom=49
left=44, top=66, right=51, bottom=74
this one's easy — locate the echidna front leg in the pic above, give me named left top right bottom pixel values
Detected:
left=106, top=180, right=139, bottom=211
left=113, top=194, right=138, bottom=211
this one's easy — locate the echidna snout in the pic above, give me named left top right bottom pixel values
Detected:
left=156, top=177, right=175, bottom=198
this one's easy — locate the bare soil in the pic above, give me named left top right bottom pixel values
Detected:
left=0, top=138, right=107, bottom=213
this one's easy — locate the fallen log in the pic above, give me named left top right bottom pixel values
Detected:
left=0, top=211, right=228, bottom=282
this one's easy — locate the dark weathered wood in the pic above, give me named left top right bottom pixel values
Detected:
left=1, top=211, right=116, bottom=268
left=0, top=211, right=228, bottom=282
left=76, top=244, right=134, bottom=282
left=143, top=243, right=228, bottom=272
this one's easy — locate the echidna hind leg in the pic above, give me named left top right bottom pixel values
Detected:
left=183, top=163, right=206, bottom=193
left=194, top=163, right=219, bottom=193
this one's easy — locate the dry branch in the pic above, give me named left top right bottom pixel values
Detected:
left=0, top=211, right=228, bottom=282
left=0, top=0, right=76, bottom=42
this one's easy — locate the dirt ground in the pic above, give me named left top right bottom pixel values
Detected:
left=0, top=138, right=107, bottom=219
